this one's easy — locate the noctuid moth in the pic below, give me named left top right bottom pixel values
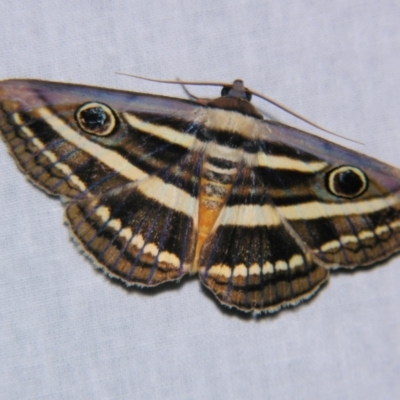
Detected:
left=0, top=78, right=399, bottom=314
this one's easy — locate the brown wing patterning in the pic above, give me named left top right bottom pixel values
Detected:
left=1, top=78, right=400, bottom=314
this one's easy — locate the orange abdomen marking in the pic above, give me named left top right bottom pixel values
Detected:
left=191, top=165, right=236, bottom=272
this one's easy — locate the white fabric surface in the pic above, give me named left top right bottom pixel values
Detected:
left=0, top=1, right=399, bottom=399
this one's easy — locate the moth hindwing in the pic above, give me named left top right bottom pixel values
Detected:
left=1, top=78, right=400, bottom=314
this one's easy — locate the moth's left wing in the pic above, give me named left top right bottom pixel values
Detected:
left=199, top=118, right=400, bottom=313
left=259, top=120, right=400, bottom=269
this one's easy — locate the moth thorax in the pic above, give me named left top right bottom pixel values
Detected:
left=192, top=158, right=238, bottom=272
left=207, top=97, right=263, bottom=119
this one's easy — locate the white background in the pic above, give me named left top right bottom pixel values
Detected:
left=0, top=1, right=399, bottom=399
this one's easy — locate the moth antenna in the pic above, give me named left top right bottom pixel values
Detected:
left=177, top=79, right=199, bottom=101
left=116, top=72, right=362, bottom=144
left=249, top=88, right=363, bottom=144
left=115, top=72, right=231, bottom=88
left=176, top=78, right=215, bottom=105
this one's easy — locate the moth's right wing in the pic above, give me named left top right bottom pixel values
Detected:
left=0, top=79, right=206, bottom=285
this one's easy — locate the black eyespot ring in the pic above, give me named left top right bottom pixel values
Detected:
left=326, top=166, right=368, bottom=198
left=75, top=102, right=117, bottom=136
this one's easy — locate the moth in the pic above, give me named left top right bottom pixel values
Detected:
left=0, top=78, right=399, bottom=315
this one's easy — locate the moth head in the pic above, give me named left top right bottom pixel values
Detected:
left=326, top=165, right=368, bottom=198
left=208, top=80, right=262, bottom=118
left=221, top=79, right=252, bottom=101
left=76, top=102, right=117, bottom=136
